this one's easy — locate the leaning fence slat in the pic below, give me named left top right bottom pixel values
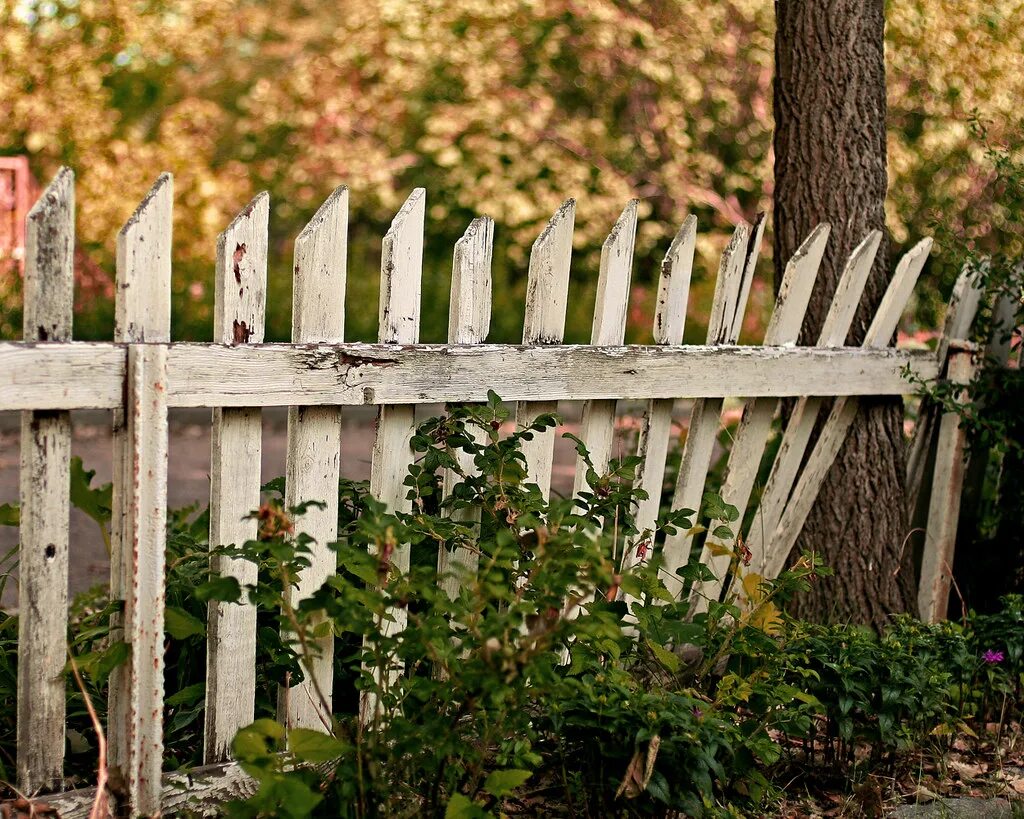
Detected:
left=573, top=201, right=637, bottom=495
left=917, top=345, right=976, bottom=622
left=204, top=193, right=269, bottom=763
left=370, top=187, right=425, bottom=606
left=746, top=230, right=882, bottom=572
left=623, top=216, right=697, bottom=574
left=108, top=174, right=173, bottom=816
left=517, top=199, right=575, bottom=500
left=760, top=237, right=933, bottom=580
left=695, top=223, right=829, bottom=607
left=17, top=167, right=74, bottom=794
left=438, top=216, right=493, bottom=600
left=280, top=186, right=348, bottom=731
left=660, top=221, right=756, bottom=600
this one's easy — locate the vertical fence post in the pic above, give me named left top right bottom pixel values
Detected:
left=204, top=192, right=269, bottom=762
left=438, top=216, right=493, bottom=600
left=17, top=167, right=74, bottom=794
left=280, top=186, right=348, bottom=731
left=918, top=344, right=977, bottom=622
left=108, top=173, right=173, bottom=815
left=517, top=200, right=575, bottom=501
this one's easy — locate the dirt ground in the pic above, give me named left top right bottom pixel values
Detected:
left=0, top=401, right=653, bottom=610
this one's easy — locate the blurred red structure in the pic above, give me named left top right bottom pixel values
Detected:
left=0, top=156, right=38, bottom=277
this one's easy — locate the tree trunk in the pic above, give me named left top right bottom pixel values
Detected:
left=773, top=0, right=917, bottom=628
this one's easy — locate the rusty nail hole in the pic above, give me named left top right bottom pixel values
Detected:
left=45, top=543, right=56, bottom=560
left=233, top=243, right=247, bottom=284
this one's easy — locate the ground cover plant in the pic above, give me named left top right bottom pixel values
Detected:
left=0, top=395, right=1021, bottom=816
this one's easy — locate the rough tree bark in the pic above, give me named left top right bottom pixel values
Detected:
left=773, top=0, right=917, bottom=628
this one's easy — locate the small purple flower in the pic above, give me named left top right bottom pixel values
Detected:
left=982, top=649, right=1005, bottom=664
left=691, top=706, right=704, bottom=720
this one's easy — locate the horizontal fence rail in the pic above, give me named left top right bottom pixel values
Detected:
left=0, top=342, right=937, bottom=411
left=1, top=167, right=978, bottom=817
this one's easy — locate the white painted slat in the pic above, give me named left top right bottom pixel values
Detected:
left=108, top=174, right=173, bottom=816
left=918, top=347, right=976, bottom=622
left=17, top=167, right=74, bottom=794
left=517, top=199, right=575, bottom=500
left=280, top=186, right=348, bottom=731
left=694, top=224, right=830, bottom=607
left=622, top=216, right=697, bottom=575
left=573, top=201, right=637, bottom=496
left=660, top=222, right=756, bottom=600
left=438, top=216, right=493, bottom=600
left=204, top=193, right=269, bottom=763
left=0, top=341, right=940, bottom=411
left=370, top=188, right=425, bottom=575
left=746, top=231, right=882, bottom=571
left=760, top=238, right=933, bottom=580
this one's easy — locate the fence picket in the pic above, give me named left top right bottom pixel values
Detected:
left=694, top=224, right=829, bottom=607
left=17, top=168, right=74, bottom=794
left=623, top=216, right=697, bottom=575
left=280, top=185, right=348, bottom=731
left=438, top=216, right=494, bottom=600
left=918, top=346, right=976, bottom=622
left=759, top=238, right=933, bottom=580
left=204, top=193, right=269, bottom=763
left=108, top=174, right=173, bottom=815
left=746, top=231, right=882, bottom=574
left=660, top=221, right=758, bottom=600
left=573, top=201, right=637, bottom=496
left=517, top=200, right=575, bottom=500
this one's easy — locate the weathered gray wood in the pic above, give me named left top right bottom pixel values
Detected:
left=17, top=167, right=75, bottom=794
left=746, top=230, right=882, bottom=572
left=918, top=346, right=976, bottom=622
left=661, top=222, right=756, bottom=600
left=0, top=342, right=941, bottom=412
left=108, top=174, right=173, bottom=817
left=624, top=216, right=697, bottom=575
left=759, top=238, right=933, bottom=580
left=573, top=201, right=637, bottom=496
left=438, top=216, right=493, bottom=600
left=695, top=223, right=829, bottom=607
left=205, top=192, right=269, bottom=764
left=281, top=185, right=348, bottom=732
left=517, top=199, right=575, bottom=500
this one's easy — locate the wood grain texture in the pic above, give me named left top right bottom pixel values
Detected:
left=695, top=224, right=829, bottom=608
left=917, top=347, right=976, bottom=622
left=517, top=200, right=575, bottom=500
left=17, top=167, right=74, bottom=794
left=439, top=217, right=493, bottom=600
left=205, top=193, right=269, bottom=763
left=281, top=186, right=348, bottom=731
left=573, top=201, right=637, bottom=497
left=623, top=216, right=697, bottom=576
left=660, top=223, right=754, bottom=601
left=108, top=174, right=173, bottom=817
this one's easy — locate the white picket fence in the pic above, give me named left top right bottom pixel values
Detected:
left=0, top=169, right=977, bottom=816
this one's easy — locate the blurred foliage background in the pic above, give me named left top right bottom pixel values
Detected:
left=0, top=0, right=1021, bottom=343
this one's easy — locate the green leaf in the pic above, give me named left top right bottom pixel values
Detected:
left=69, top=456, right=112, bottom=526
left=196, top=575, right=242, bottom=604
left=165, top=606, right=205, bottom=639
left=646, top=639, right=681, bottom=673
left=0, top=503, right=18, bottom=526
left=288, top=728, right=345, bottom=762
left=166, top=682, right=205, bottom=707
left=444, top=793, right=488, bottom=819
left=483, top=768, right=532, bottom=797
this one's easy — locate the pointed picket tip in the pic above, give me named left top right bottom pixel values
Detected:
left=818, top=229, right=883, bottom=346
left=27, top=166, right=74, bottom=224
left=602, top=199, right=638, bottom=253
left=296, top=185, right=348, bottom=246
left=788, top=223, right=832, bottom=267
left=654, top=214, right=697, bottom=346
left=215, top=193, right=270, bottom=345
left=524, top=199, right=576, bottom=345
left=119, top=173, right=173, bottom=239
left=449, top=216, right=494, bottom=345
left=379, top=189, right=425, bottom=345
left=764, top=223, right=831, bottom=345
left=218, top=192, right=270, bottom=244
left=531, top=198, right=576, bottom=255
left=864, top=236, right=933, bottom=347
left=590, top=200, right=639, bottom=345
left=385, top=187, right=426, bottom=239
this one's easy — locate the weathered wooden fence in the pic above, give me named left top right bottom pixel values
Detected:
left=0, top=169, right=978, bottom=816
